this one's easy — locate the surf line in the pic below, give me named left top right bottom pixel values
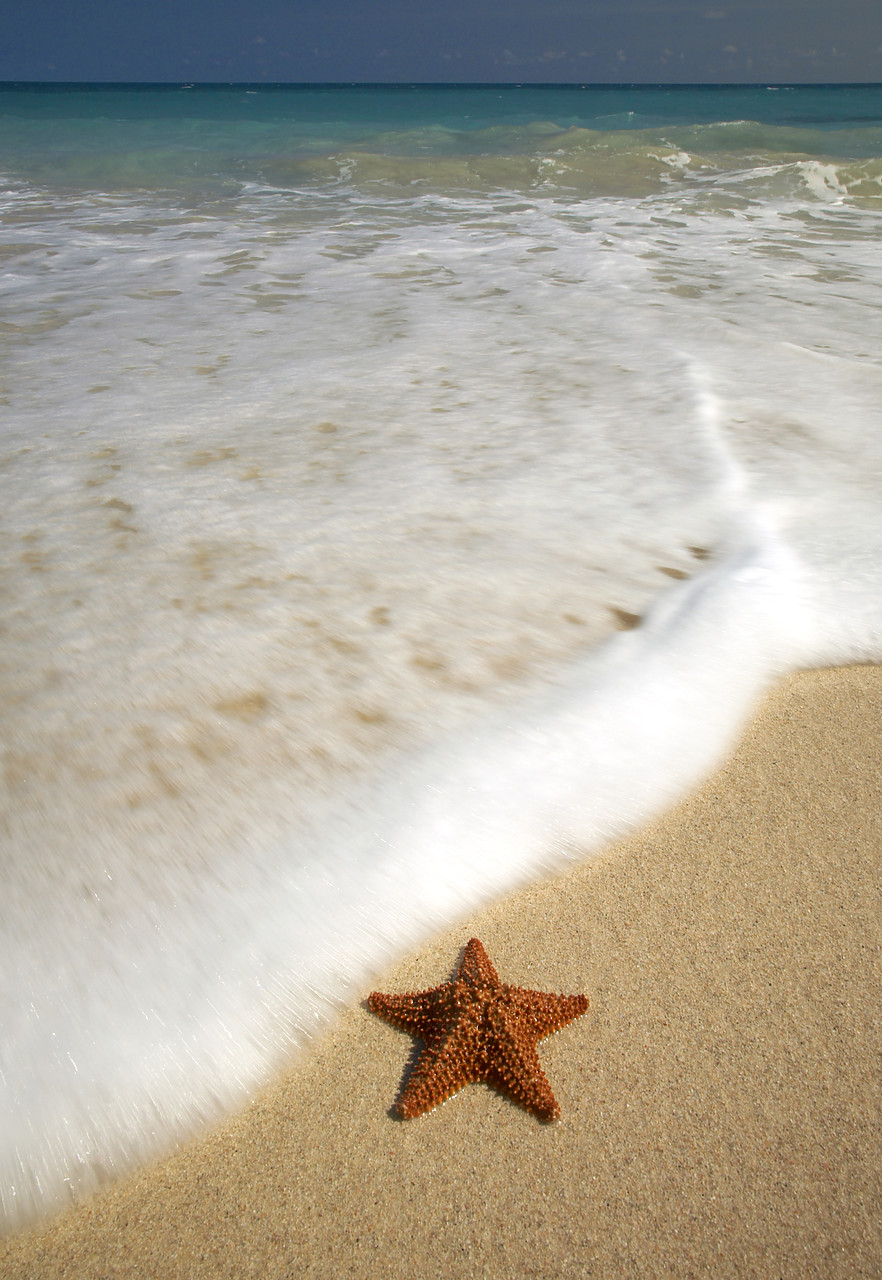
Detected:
left=0, top=518, right=824, bottom=1231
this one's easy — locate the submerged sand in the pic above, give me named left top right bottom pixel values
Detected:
left=2, top=664, right=880, bottom=1278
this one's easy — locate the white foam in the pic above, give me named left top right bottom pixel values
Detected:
left=0, top=521, right=818, bottom=1227
left=799, top=160, right=849, bottom=202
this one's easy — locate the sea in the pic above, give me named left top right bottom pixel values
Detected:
left=1, top=82, right=881, bottom=1227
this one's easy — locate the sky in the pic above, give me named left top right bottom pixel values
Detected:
left=2, top=0, right=880, bottom=85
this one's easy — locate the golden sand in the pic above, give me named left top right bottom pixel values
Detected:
left=2, top=665, right=880, bottom=1279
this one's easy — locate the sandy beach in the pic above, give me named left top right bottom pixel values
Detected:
left=1, top=662, right=880, bottom=1279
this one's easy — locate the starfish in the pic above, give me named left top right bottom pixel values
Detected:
left=368, top=937, right=589, bottom=1122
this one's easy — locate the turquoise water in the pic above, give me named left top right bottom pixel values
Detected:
left=4, top=81, right=882, bottom=131
left=1, top=83, right=881, bottom=1227
left=2, top=83, right=882, bottom=194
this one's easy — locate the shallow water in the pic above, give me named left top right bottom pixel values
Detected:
left=1, top=83, right=881, bottom=1228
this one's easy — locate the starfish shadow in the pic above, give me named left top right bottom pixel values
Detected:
left=363, top=944, right=472, bottom=1120
left=360, top=998, right=427, bottom=1120
left=391, top=1038, right=429, bottom=1121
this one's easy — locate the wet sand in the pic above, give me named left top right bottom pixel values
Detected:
left=2, top=664, right=880, bottom=1279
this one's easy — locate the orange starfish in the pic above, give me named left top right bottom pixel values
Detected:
left=368, top=937, right=589, bottom=1122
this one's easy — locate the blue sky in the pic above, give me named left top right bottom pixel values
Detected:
left=3, top=0, right=881, bottom=83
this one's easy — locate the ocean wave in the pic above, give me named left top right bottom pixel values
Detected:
left=1, top=112, right=881, bottom=205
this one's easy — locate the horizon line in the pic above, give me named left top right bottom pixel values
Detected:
left=2, top=79, right=881, bottom=90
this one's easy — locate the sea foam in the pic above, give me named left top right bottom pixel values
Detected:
left=3, top=497, right=875, bottom=1229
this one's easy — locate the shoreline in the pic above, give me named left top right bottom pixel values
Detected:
left=2, top=663, right=881, bottom=1278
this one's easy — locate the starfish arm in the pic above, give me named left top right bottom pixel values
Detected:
left=458, top=937, right=502, bottom=990
left=486, top=1002, right=562, bottom=1122
left=397, top=1019, right=484, bottom=1119
left=367, top=986, right=447, bottom=1037
left=504, top=988, right=589, bottom=1040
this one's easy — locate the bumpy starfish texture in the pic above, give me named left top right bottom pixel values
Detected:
left=368, top=937, right=589, bottom=1122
